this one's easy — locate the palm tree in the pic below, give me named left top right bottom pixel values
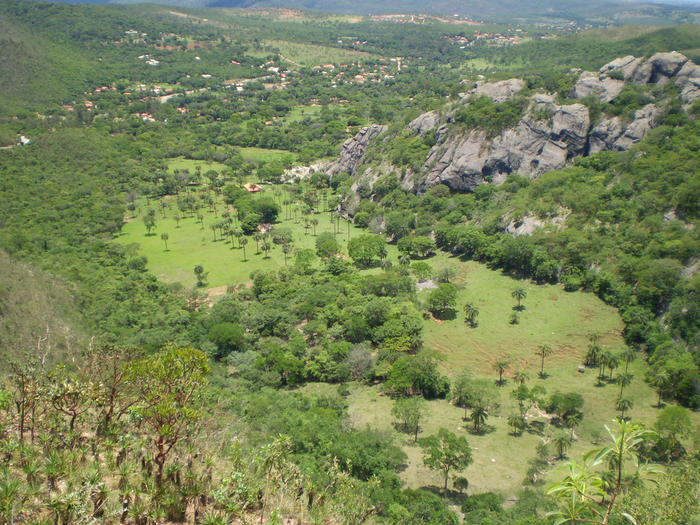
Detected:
left=253, top=233, right=262, bottom=253
left=281, top=243, right=291, bottom=265
left=239, top=237, right=248, bottom=261
left=564, top=411, right=583, bottom=440
left=507, top=414, right=526, bottom=436
left=585, top=342, right=601, bottom=367
left=615, top=373, right=633, bottom=398
left=607, top=354, right=620, bottom=381
left=616, top=397, right=632, bottom=419
left=261, top=241, right=271, bottom=259
left=513, top=369, right=528, bottom=386
left=310, top=217, right=319, bottom=236
left=621, top=348, right=636, bottom=373
left=598, top=351, right=611, bottom=383
left=535, top=343, right=553, bottom=378
left=553, top=432, right=572, bottom=460
left=471, top=405, right=488, bottom=433
left=650, top=370, right=669, bottom=408
left=494, top=359, right=510, bottom=386
left=161, top=232, right=169, bottom=251
left=511, top=287, right=527, bottom=310
left=464, top=303, right=479, bottom=328
left=398, top=254, right=411, bottom=267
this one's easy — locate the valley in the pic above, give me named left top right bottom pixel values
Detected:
left=0, top=0, right=698, bottom=523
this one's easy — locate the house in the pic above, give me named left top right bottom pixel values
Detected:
left=244, top=183, right=262, bottom=193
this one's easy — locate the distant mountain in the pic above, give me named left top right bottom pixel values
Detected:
left=14, top=0, right=700, bottom=25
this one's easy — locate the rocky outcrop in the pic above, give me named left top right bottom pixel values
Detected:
left=462, top=78, right=526, bottom=102
left=588, top=104, right=664, bottom=153
left=674, top=61, right=700, bottom=108
left=328, top=124, right=387, bottom=176
left=332, top=53, right=697, bottom=196
left=422, top=99, right=589, bottom=191
left=408, top=111, right=440, bottom=137
left=573, top=72, right=625, bottom=102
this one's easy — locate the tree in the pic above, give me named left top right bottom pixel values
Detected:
left=161, top=232, right=169, bottom=250
left=129, top=345, right=209, bottom=488
left=513, top=369, right=528, bottom=385
left=508, top=413, right=526, bottom=436
left=547, top=420, right=659, bottom=525
left=564, top=410, right=583, bottom=440
left=535, top=343, right=553, bottom=378
left=654, top=406, right=691, bottom=449
left=493, top=359, right=510, bottom=386
left=464, top=303, right=479, bottom=328
left=615, top=373, right=633, bottom=398
left=616, top=397, right=633, bottom=419
left=419, top=428, right=473, bottom=491
left=261, top=241, right=271, bottom=258
left=649, top=370, right=669, bottom=407
left=144, top=213, right=156, bottom=235
left=607, top=354, right=620, bottom=381
left=240, top=237, right=248, bottom=261
left=193, top=265, right=207, bottom=287
left=411, top=261, right=432, bottom=282
left=347, top=234, right=386, bottom=267
left=512, top=287, right=527, bottom=310
left=621, top=347, right=637, bottom=374
left=282, top=243, right=291, bottom=265
left=427, top=283, right=458, bottom=319
left=553, top=432, right=573, bottom=460
left=470, top=405, right=488, bottom=433
left=391, top=397, right=426, bottom=443
left=208, top=322, right=245, bottom=359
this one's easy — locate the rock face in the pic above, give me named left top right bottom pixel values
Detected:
left=422, top=99, right=590, bottom=191
left=328, top=124, right=387, bottom=176
left=588, top=104, right=664, bottom=154
left=573, top=71, right=625, bottom=102
left=332, top=54, right=697, bottom=196
left=408, top=111, right=440, bottom=137
left=462, top=78, right=526, bottom=103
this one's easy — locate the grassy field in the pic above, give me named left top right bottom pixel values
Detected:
left=166, top=157, right=229, bottom=174
left=116, top=185, right=382, bottom=289
left=264, top=40, right=375, bottom=67
left=237, top=147, right=296, bottom=164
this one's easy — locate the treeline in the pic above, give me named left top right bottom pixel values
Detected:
left=344, top=121, right=700, bottom=408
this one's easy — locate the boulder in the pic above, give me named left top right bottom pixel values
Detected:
left=599, top=56, right=643, bottom=80
left=572, top=72, right=625, bottom=102
left=649, top=51, right=688, bottom=80
left=463, top=78, right=526, bottom=103
left=613, top=104, right=664, bottom=150
left=408, top=111, right=440, bottom=137
left=674, top=61, right=700, bottom=107
left=588, top=116, right=623, bottom=154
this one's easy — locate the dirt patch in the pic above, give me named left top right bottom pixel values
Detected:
left=416, top=279, right=438, bottom=291
left=206, top=285, right=228, bottom=306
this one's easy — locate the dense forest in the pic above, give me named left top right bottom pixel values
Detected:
left=0, top=1, right=698, bottom=523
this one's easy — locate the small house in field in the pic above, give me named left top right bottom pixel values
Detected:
left=244, top=183, right=262, bottom=193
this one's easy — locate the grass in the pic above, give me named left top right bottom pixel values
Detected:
left=115, top=185, right=374, bottom=289
left=166, top=157, right=228, bottom=174
left=264, top=40, right=375, bottom=67
left=237, top=147, right=296, bottom=164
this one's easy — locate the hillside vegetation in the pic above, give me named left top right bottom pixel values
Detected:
left=0, top=1, right=698, bottom=523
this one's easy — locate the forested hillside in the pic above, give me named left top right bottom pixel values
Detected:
left=0, top=1, right=698, bottom=523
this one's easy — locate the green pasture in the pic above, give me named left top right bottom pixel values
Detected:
left=237, top=147, right=296, bottom=164
left=264, top=40, right=375, bottom=67
left=115, top=186, right=379, bottom=289
left=166, top=157, right=229, bottom=174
